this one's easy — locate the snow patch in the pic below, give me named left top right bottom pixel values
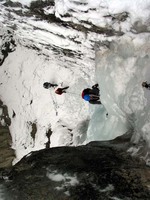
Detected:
left=47, top=169, right=79, bottom=195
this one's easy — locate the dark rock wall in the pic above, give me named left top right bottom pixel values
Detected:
left=0, top=100, right=15, bottom=169
left=1, top=136, right=150, bottom=200
left=0, top=31, right=16, bottom=66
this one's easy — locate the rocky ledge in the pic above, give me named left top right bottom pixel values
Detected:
left=0, top=133, right=150, bottom=200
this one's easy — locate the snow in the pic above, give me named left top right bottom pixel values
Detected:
left=47, top=170, right=79, bottom=186
left=110, top=197, right=122, bottom=200
left=47, top=172, right=65, bottom=182
left=100, top=184, right=114, bottom=192
left=0, top=41, right=89, bottom=163
left=0, top=0, right=150, bottom=164
left=10, top=0, right=150, bottom=28
left=54, top=0, right=150, bottom=32
left=47, top=169, right=79, bottom=195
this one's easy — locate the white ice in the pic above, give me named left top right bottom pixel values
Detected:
left=87, top=34, right=150, bottom=147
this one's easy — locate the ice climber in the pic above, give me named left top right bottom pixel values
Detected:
left=55, top=86, right=69, bottom=95
left=43, top=82, right=69, bottom=95
left=43, top=82, right=58, bottom=89
left=82, top=84, right=101, bottom=104
left=142, top=81, right=150, bottom=90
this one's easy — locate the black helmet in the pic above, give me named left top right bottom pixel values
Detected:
left=142, top=82, right=147, bottom=88
left=43, top=82, right=50, bottom=89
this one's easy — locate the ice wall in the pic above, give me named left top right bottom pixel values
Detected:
left=87, top=35, right=150, bottom=148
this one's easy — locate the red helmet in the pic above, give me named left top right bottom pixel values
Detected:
left=55, top=88, right=63, bottom=95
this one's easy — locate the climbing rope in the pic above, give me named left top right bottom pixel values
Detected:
left=66, top=92, right=81, bottom=96
left=49, top=90, right=58, bottom=116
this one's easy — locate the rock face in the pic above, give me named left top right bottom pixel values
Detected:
left=0, top=100, right=15, bottom=169
left=1, top=134, right=150, bottom=200
left=0, top=30, right=16, bottom=66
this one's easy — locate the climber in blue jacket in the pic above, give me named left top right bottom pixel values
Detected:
left=82, top=84, right=101, bottom=104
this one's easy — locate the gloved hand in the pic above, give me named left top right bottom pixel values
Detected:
left=92, top=84, right=99, bottom=89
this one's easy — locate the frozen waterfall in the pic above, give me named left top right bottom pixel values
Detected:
left=87, top=35, right=150, bottom=153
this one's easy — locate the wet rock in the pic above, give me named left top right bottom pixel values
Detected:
left=104, top=12, right=129, bottom=22
left=132, top=21, right=150, bottom=33
left=0, top=31, right=16, bottom=66
left=0, top=100, right=15, bottom=169
left=3, top=0, right=22, bottom=8
left=1, top=134, right=150, bottom=200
